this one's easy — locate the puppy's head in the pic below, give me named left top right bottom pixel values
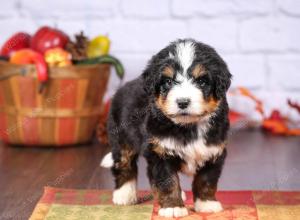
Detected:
left=143, top=39, right=231, bottom=125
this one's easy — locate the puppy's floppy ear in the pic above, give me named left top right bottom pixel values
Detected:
left=142, top=69, right=156, bottom=95
left=213, top=64, right=232, bottom=99
left=142, top=44, right=174, bottom=95
left=142, top=58, right=161, bottom=96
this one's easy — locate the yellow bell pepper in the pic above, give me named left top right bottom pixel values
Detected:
left=87, top=35, right=110, bottom=58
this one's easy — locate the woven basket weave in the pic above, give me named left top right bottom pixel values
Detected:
left=0, top=61, right=110, bottom=146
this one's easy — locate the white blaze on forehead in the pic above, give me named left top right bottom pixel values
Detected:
left=175, top=41, right=195, bottom=74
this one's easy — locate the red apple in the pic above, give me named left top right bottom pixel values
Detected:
left=0, top=32, right=31, bottom=56
left=30, top=26, right=69, bottom=54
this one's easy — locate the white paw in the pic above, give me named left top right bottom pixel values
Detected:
left=112, top=180, right=137, bottom=205
left=158, top=207, right=188, bottom=218
left=181, top=190, right=187, bottom=201
left=100, top=152, right=114, bottom=168
left=194, top=199, right=223, bottom=213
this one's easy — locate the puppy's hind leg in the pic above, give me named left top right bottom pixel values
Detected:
left=111, top=146, right=139, bottom=205
left=100, top=152, right=114, bottom=168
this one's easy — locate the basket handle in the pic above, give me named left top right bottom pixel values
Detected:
left=0, top=67, right=28, bottom=81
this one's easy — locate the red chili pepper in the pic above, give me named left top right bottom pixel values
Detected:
left=32, top=53, right=48, bottom=82
left=10, top=49, right=48, bottom=83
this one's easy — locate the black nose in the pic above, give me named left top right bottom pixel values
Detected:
left=176, top=98, right=191, bottom=109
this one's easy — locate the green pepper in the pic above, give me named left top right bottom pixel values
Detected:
left=75, top=55, right=124, bottom=80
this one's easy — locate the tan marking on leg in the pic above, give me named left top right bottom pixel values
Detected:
left=114, top=145, right=138, bottom=189
left=153, top=175, right=184, bottom=208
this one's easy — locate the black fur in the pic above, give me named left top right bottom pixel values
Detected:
left=107, top=39, right=231, bottom=210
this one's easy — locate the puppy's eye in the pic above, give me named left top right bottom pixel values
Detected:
left=197, top=79, right=206, bottom=87
left=195, top=76, right=209, bottom=87
left=164, top=78, right=173, bottom=86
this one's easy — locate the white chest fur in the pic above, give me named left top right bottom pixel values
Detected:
left=156, top=128, right=224, bottom=175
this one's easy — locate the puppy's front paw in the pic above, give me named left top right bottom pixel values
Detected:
left=194, top=199, right=223, bottom=213
left=158, top=207, right=188, bottom=218
left=112, top=180, right=137, bottom=205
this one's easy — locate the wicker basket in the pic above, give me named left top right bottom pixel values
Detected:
left=0, top=61, right=110, bottom=146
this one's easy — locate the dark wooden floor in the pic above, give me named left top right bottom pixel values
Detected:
left=0, top=129, right=299, bottom=219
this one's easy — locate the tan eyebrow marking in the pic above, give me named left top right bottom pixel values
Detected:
left=162, top=66, right=174, bottom=78
left=192, top=64, right=206, bottom=78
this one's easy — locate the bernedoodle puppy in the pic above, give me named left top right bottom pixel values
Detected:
left=101, top=39, right=231, bottom=218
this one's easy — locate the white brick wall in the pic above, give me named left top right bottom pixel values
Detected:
left=240, top=17, right=300, bottom=52
left=0, top=0, right=299, bottom=117
left=120, top=0, right=169, bottom=18
left=188, top=19, right=238, bottom=52
left=172, top=0, right=274, bottom=17
left=278, top=0, right=300, bottom=16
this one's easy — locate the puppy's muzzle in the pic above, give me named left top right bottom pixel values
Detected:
left=176, top=98, right=191, bottom=109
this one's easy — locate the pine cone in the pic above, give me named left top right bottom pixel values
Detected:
left=66, top=31, right=89, bottom=61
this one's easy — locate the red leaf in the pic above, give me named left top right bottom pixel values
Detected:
left=238, top=87, right=264, bottom=116
left=288, top=99, right=300, bottom=114
left=229, top=110, right=245, bottom=125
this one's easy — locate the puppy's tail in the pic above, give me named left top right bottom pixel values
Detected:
left=100, top=152, right=114, bottom=168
